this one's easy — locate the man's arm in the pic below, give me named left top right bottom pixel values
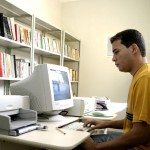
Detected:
left=82, top=121, right=150, bottom=150
left=83, top=119, right=124, bottom=131
left=104, top=119, right=124, bottom=129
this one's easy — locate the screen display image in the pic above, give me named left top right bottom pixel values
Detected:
left=51, top=69, right=71, bottom=101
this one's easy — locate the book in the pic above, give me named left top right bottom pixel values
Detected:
left=15, top=59, right=25, bottom=78
left=7, top=17, right=13, bottom=39
left=0, top=13, right=5, bottom=37
left=19, top=26, right=25, bottom=44
left=56, top=40, right=61, bottom=53
left=9, top=17, right=16, bottom=41
left=2, top=53, right=6, bottom=77
left=0, top=52, right=3, bottom=77
left=48, top=38, right=54, bottom=52
left=3, top=16, right=12, bottom=39
left=75, top=70, right=78, bottom=81
left=11, top=55, right=17, bottom=78
left=37, top=31, right=43, bottom=48
left=69, top=46, right=72, bottom=57
left=45, top=36, right=50, bottom=51
left=72, top=69, right=76, bottom=81
left=52, top=39, right=58, bottom=53
left=15, top=59, right=30, bottom=78
left=23, top=61, right=30, bottom=78
left=40, top=32, right=43, bottom=49
left=14, top=23, right=20, bottom=42
left=5, top=53, right=12, bottom=77
left=72, top=48, right=76, bottom=59
left=75, top=49, right=80, bottom=60
left=64, top=44, right=68, bottom=56
left=69, top=68, right=73, bottom=81
left=42, top=35, right=46, bottom=50
left=34, top=30, right=38, bottom=47
left=27, top=30, right=31, bottom=46
left=23, top=28, right=29, bottom=45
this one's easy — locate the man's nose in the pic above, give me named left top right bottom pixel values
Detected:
left=112, top=55, right=116, bottom=62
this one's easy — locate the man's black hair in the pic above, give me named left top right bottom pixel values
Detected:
left=110, top=29, right=146, bottom=57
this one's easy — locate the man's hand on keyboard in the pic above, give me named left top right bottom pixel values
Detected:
left=76, top=125, right=90, bottom=132
left=63, top=122, right=90, bottom=132
left=82, top=118, right=105, bottom=132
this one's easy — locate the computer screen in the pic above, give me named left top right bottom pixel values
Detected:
left=10, top=64, right=73, bottom=121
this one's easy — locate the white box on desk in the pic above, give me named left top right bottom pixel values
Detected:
left=0, top=95, right=30, bottom=115
left=66, top=97, right=96, bottom=116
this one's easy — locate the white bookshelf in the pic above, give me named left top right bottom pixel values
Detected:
left=0, top=0, right=80, bottom=96
left=0, top=0, right=33, bottom=94
left=62, top=31, right=80, bottom=96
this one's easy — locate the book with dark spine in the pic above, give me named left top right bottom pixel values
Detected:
left=3, top=16, right=12, bottom=39
left=0, top=13, right=5, bottom=37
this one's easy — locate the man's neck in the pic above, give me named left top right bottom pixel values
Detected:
left=131, top=57, right=148, bottom=76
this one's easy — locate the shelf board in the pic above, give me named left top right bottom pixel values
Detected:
left=71, top=81, right=79, bottom=83
left=34, top=48, right=61, bottom=59
left=0, top=36, right=31, bottom=51
left=0, top=77, right=22, bottom=81
left=64, top=56, right=79, bottom=62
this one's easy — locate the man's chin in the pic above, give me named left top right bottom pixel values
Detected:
left=118, top=68, right=124, bottom=72
left=118, top=68, right=128, bottom=73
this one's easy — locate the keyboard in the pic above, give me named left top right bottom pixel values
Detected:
left=38, top=114, right=65, bottom=122
left=62, top=121, right=89, bottom=131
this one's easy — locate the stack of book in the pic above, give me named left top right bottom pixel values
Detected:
left=34, top=30, right=61, bottom=54
left=64, top=44, right=80, bottom=60
left=0, top=13, right=31, bottom=45
left=69, top=68, right=78, bottom=82
left=0, top=51, right=30, bottom=78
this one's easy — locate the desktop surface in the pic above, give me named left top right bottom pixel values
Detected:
left=82, top=102, right=126, bottom=120
left=0, top=102, right=126, bottom=150
left=0, top=116, right=90, bottom=150
left=83, top=111, right=117, bottom=120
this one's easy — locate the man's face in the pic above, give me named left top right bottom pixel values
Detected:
left=112, top=40, right=133, bottom=72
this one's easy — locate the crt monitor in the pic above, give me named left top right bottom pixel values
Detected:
left=10, top=64, right=73, bottom=121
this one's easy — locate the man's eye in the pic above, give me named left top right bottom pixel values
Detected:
left=114, top=51, right=119, bottom=55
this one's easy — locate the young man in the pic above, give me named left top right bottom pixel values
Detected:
left=77, top=29, right=150, bottom=150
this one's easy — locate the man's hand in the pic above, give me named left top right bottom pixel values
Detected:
left=83, top=119, right=108, bottom=132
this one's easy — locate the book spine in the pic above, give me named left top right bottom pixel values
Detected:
left=3, top=16, right=12, bottom=39
left=10, top=55, right=16, bottom=78
left=12, top=54, right=17, bottom=78
left=0, top=52, right=3, bottom=77
left=5, top=53, right=12, bottom=77
left=14, top=23, right=20, bottom=42
left=0, top=13, right=5, bottom=37
left=9, top=17, right=16, bottom=41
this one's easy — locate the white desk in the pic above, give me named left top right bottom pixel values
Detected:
left=107, top=102, right=127, bottom=114
left=82, top=102, right=127, bottom=134
left=83, top=102, right=126, bottom=120
left=0, top=102, right=126, bottom=150
left=0, top=117, right=90, bottom=150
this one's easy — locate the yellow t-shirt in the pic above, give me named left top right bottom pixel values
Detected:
left=123, top=63, right=150, bottom=150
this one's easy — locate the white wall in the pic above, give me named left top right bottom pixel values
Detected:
left=61, top=0, right=150, bottom=102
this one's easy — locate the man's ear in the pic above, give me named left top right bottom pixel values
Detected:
left=131, top=43, right=139, bottom=54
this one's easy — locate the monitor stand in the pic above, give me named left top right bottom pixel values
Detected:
left=38, top=114, right=66, bottom=122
